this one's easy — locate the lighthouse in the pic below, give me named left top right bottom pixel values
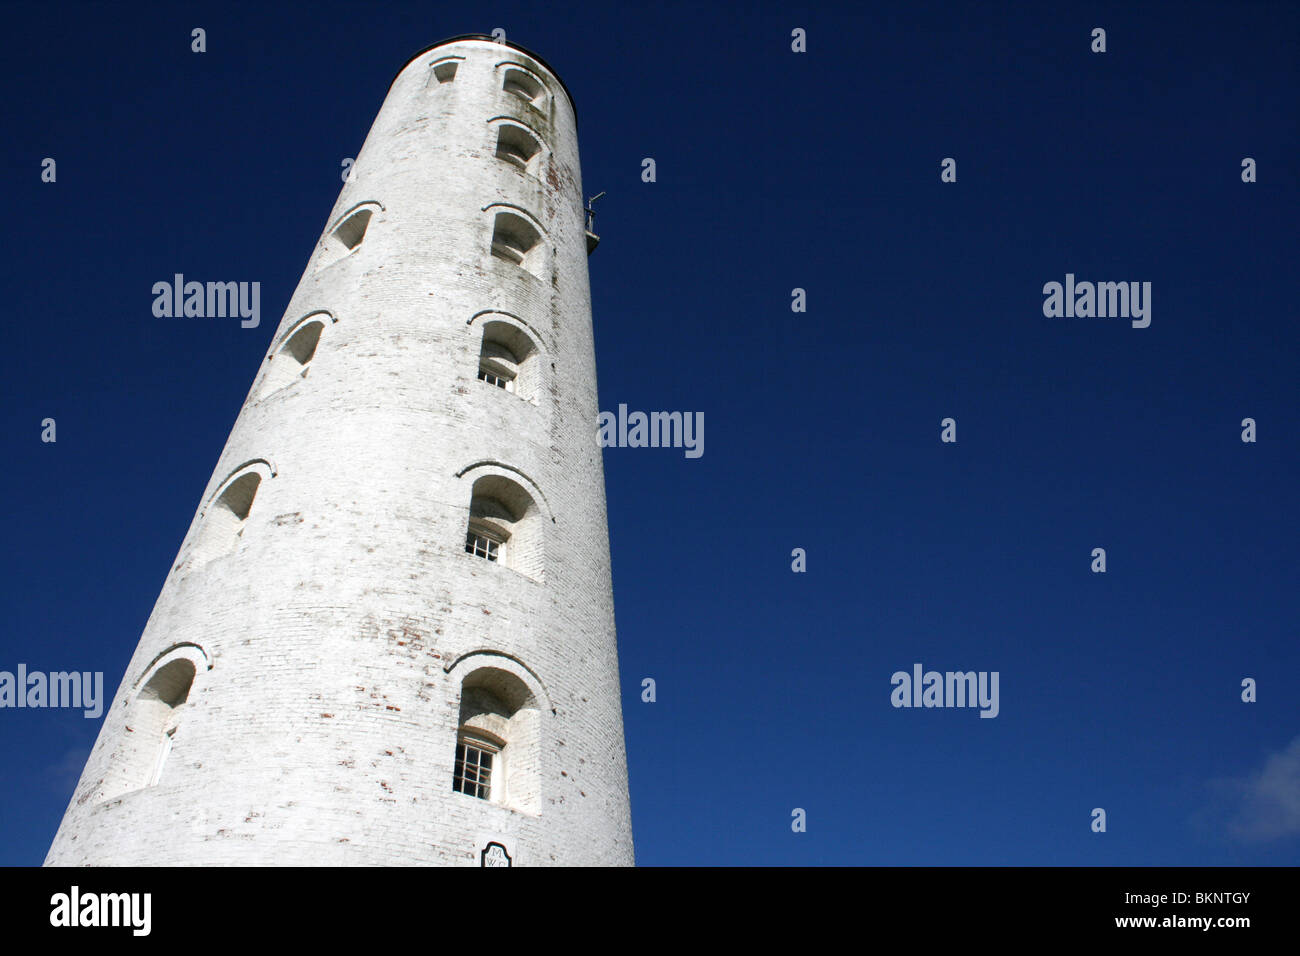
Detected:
left=46, top=35, right=634, bottom=866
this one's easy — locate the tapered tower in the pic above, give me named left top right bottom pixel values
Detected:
left=46, top=36, right=633, bottom=866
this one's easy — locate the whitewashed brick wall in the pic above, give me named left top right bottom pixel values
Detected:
left=45, top=37, right=634, bottom=867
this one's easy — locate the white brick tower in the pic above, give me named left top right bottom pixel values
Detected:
left=46, top=36, right=634, bottom=866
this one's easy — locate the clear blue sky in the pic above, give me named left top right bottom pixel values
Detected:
left=1, top=0, right=1296, bottom=866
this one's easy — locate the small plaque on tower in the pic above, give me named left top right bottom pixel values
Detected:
left=480, top=841, right=512, bottom=867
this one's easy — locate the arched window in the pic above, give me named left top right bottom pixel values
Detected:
left=501, top=67, right=545, bottom=108
left=490, top=210, right=541, bottom=269
left=488, top=209, right=545, bottom=279
left=98, top=648, right=206, bottom=803
left=475, top=319, right=540, bottom=403
left=138, top=659, right=194, bottom=787
left=256, top=314, right=329, bottom=400
left=186, top=462, right=272, bottom=568
left=332, top=207, right=371, bottom=251
left=463, top=474, right=544, bottom=580
left=429, top=56, right=460, bottom=85
left=316, top=202, right=381, bottom=270
left=453, top=667, right=540, bottom=814
left=476, top=340, right=517, bottom=393
left=494, top=122, right=542, bottom=173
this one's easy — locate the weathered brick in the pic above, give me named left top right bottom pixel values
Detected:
left=44, top=37, right=633, bottom=867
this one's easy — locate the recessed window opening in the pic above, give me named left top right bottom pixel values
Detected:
left=94, top=648, right=209, bottom=805
left=502, top=69, right=543, bottom=106
left=495, top=124, right=541, bottom=171
left=477, top=339, right=519, bottom=393
left=463, top=474, right=543, bottom=580
left=214, top=473, right=259, bottom=523
left=257, top=319, right=325, bottom=399
left=187, top=467, right=266, bottom=568
left=452, top=667, right=540, bottom=813
left=333, top=208, right=372, bottom=251
left=316, top=203, right=381, bottom=271
left=473, top=320, right=540, bottom=403
left=122, top=658, right=195, bottom=797
left=489, top=212, right=542, bottom=275
left=432, top=59, right=459, bottom=83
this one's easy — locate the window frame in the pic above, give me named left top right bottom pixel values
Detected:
left=477, top=366, right=515, bottom=392
left=453, top=732, right=503, bottom=802
left=465, top=522, right=507, bottom=564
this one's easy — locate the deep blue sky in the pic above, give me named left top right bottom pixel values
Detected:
left=1, top=1, right=1296, bottom=866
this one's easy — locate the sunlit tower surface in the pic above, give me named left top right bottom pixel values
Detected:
left=46, top=35, right=633, bottom=866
